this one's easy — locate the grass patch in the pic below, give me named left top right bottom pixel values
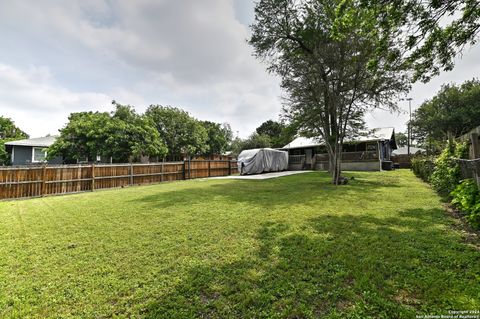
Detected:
left=0, top=170, right=478, bottom=318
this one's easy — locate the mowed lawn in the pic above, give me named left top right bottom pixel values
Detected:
left=0, top=171, right=479, bottom=318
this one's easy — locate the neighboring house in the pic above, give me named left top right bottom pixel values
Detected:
left=4, top=136, right=62, bottom=165
left=282, top=127, right=397, bottom=171
left=392, top=146, right=426, bottom=156
left=391, top=146, right=426, bottom=169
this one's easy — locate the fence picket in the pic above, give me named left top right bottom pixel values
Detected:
left=0, top=160, right=238, bottom=200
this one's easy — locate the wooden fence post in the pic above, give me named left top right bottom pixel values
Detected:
left=183, top=160, right=186, bottom=180
left=160, top=163, right=164, bottom=183
left=91, top=163, right=95, bottom=191
left=228, top=160, right=231, bottom=175
left=41, top=165, right=47, bottom=196
left=188, top=158, right=191, bottom=179
left=208, top=160, right=211, bottom=177
left=129, top=163, right=134, bottom=185
left=471, top=133, right=479, bottom=159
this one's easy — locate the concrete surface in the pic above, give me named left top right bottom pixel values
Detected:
left=211, top=170, right=312, bottom=180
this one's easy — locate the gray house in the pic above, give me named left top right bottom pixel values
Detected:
left=4, top=136, right=62, bottom=166
left=282, top=127, right=397, bottom=171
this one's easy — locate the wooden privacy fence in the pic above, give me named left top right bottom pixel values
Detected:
left=0, top=160, right=238, bottom=200
left=392, top=154, right=413, bottom=168
left=458, top=158, right=480, bottom=187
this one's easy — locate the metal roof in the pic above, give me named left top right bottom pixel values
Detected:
left=392, top=146, right=426, bottom=156
left=5, top=135, right=58, bottom=147
left=282, top=127, right=395, bottom=149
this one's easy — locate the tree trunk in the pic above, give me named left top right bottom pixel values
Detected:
left=326, top=142, right=343, bottom=185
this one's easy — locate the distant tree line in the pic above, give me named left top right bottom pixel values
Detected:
left=0, top=116, right=29, bottom=165
left=0, top=103, right=300, bottom=165
left=230, top=120, right=298, bottom=155
left=47, top=101, right=233, bottom=163
left=411, top=79, right=480, bottom=154
left=48, top=102, right=299, bottom=162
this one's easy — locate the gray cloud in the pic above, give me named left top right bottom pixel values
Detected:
left=0, top=0, right=478, bottom=140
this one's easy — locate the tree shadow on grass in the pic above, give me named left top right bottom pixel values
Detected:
left=141, top=209, right=479, bottom=318
left=132, top=172, right=402, bottom=210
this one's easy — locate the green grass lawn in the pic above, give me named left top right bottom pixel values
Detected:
left=0, top=170, right=478, bottom=318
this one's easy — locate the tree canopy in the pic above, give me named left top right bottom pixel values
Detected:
left=411, top=79, right=480, bottom=153
left=355, top=0, right=480, bottom=82
left=200, top=121, right=233, bottom=155
left=249, top=0, right=409, bottom=183
left=230, top=133, right=272, bottom=156
left=0, top=116, right=29, bottom=165
left=395, top=132, right=408, bottom=148
left=145, top=105, right=209, bottom=160
left=48, top=102, right=167, bottom=163
left=49, top=103, right=235, bottom=163
left=255, top=120, right=297, bottom=148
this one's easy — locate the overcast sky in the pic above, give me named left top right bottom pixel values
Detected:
left=0, top=1, right=479, bottom=139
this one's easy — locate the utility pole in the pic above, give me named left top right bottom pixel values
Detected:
left=401, top=97, right=413, bottom=156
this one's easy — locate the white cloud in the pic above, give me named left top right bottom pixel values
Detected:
left=0, top=0, right=282, bottom=138
left=0, top=63, right=113, bottom=137
left=366, top=44, right=480, bottom=133
left=1, top=0, right=477, bottom=141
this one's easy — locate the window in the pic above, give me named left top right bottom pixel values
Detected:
left=32, top=147, right=47, bottom=163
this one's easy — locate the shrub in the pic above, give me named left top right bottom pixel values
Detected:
left=451, top=179, right=480, bottom=229
left=430, top=142, right=468, bottom=196
left=411, top=156, right=435, bottom=182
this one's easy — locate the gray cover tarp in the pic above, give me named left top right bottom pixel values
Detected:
left=237, top=148, right=288, bottom=175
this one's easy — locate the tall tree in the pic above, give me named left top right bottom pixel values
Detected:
left=48, top=103, right=167, bottom=163
left=0, top=116, right=28, bottom=140
left=0, top=116, right=28, bottom=165
left=395, top=132, right=408, bottom=148
left=249, top=0, right=409, bottom=184
left=411, top=79, right=480, bottom=152
left=230, top=133, right=272, bottom=156
left=48, top=111, right=111, bottom=162
left=256, top=120, right=299, bottom=148
left=357, top=0, right=480, bottom=82
left=256, top=120, right=284, bottom=139
left=106, top=103, right=168, bottom=162
left=200, top=121, right=233, bottom=155
left=146, top=105, right=208, bottom=160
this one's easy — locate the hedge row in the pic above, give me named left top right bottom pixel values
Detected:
left=411, top=142, right=479, bottom=229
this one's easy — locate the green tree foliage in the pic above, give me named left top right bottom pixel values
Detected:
left=0, top=116, right=29, bottom=165
left=430, top=142, right=468, bottom=196
left=48, top=103, right=167, bottom=163
left=106, top=103, right=168, bottom=162
left=255, top=120, right=297, bottom=148
left=146, top=105, right=208, bottom=160
left=411, top=156, right=436, bottom=182
left=411, top=79, right=480, bottom=153
left=451, top=179, right=480, bottom=229
left=48, top=111, right=111, bottom=162
left=256, top=120, right=283, bottom=140
left=0, top=116, right=28, bottom=140
left=395, top=132, right=408, bottom=148
left=200, top=121, right=233, bottom=155
left=230, top=133, right=272, bottom=156
left=356, top=1, right=480, bottom=82
left=249, top=0, right=409, bottom=184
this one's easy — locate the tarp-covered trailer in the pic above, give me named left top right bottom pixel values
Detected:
left=237, top=148, right=289, bottom=175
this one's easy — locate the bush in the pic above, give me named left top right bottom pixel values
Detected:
left=411, top=156, right=435, bottom=182
left=451, top=179, right=480, bottom=229
left=430, top=142, right=468, bottom=196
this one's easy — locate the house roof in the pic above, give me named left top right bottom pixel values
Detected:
left=392, top=146, right=426, bottom=156
left=5, top=136, right=58, bottom=147
left=282, top=127, right=395, bottom=150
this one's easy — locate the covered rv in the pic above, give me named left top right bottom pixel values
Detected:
left=237, top=148, right=288, bottom=175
